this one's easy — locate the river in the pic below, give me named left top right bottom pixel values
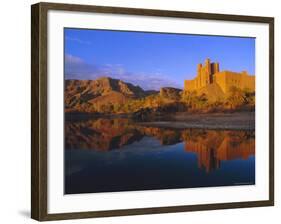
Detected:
left=65, top=117, right=255, bottom=194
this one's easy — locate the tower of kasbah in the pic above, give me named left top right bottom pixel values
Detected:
left=184, top=59, right=255, bottom=94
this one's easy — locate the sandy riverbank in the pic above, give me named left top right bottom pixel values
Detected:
left=138, top=111, right=255, bottom=130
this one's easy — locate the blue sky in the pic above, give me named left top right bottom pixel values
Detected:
left=64, top=28, right=255, bottom=90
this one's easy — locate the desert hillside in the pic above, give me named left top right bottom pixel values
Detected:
left=65, top=76, right=255, bottom=114
left=65, top=77, right=152, bottom=112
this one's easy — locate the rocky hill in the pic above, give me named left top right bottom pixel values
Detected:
left=197, top=83, right=225, bottom=102
left=65, top=75, right=254, bottom=114
left=160, top=87, right=182, bottom=100
left=65, top=77, right=149, bottom=112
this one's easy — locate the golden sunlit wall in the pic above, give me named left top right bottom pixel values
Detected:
left=184, top=59, right=255, bottom=94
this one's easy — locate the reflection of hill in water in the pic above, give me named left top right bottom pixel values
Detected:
left=65, top=118, right=143, bottom=151
left=65, top=118, right=255, bottom=172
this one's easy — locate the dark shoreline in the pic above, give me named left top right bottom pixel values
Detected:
left=65, top=111, right=255, bottom=130
left=65, top=112, right=134, bottom=121
left=138, top=111, right=255, bottom=130
left=137, top=121, right=254, bottom=130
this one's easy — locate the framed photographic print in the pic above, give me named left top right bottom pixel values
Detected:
left=31, top=2, right=274, bottom=221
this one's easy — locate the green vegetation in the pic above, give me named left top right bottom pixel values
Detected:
left=65, top=77, right=255, bottom=115
left=96, top=87, right=255, bottom=114
left=225, top=87, right=255, bottom=110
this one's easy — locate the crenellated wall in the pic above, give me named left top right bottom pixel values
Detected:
left=184, top=59, right=255, bottom=94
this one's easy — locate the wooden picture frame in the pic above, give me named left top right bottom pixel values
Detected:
left=31, top=2, right=274, bottom=221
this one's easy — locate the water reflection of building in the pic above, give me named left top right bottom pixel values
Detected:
left=65, top=118, right=255, bottom=172
left=183, top=130, right=255, bottom=172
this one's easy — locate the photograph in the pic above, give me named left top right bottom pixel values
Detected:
left=64, top=28, right=256, bottom=194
